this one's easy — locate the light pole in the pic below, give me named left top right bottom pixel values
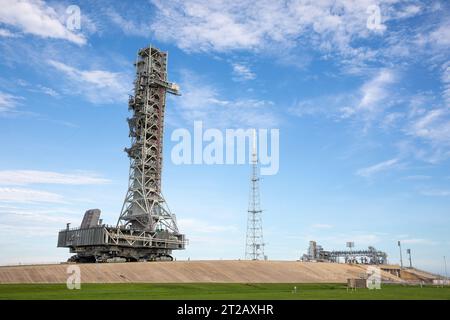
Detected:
left=407, top=249, right=412, bottom=268
left=346, top=242, right=354, bottom=264
left=398, top=241, right=403, bottom=268
left=444, top=256, right=448, bottom=283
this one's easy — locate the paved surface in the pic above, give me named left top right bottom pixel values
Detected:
left=0, top=260, right=409, bottom=284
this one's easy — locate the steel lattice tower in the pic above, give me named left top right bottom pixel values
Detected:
left=58, top=45, right=186, bottom=263
left=245, top=131, right=265, bottom=260
left=117, top=45, right=180, bottom=233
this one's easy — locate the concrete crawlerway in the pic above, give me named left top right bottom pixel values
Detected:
left=0, top=260, right=436, bottom=284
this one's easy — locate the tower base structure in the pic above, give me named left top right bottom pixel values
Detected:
left=58, top=209, right=186, bottom=263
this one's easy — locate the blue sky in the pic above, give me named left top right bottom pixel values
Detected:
left=0, top=0, right=449, bottom=274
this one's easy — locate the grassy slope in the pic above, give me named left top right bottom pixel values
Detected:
left=0, top=283, right=449, bottom=300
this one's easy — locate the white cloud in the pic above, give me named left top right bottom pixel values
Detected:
left=150, top=0, right=260, bottom=52
left=0, top=170, right=109, bottom=186
left=231, top=63, right=256, bottom=81
left=289, top=67, right=449, bottom=165
left=396, top=139, right=450, bottom=165
left=0, top=0, right=86, bottom=45
left=356, top=158, right=400, bottom=178
left=149, top=0, right=391, bottom=56
left=288, top=93, right=353, bottom=119
left=441, top=62, right=450, bottom=105
left=169, top=70, right=279, bottom=128
left=407, top=108, right=450, bottom=145
left=147, top=0, right=449, bottom=77
left=0, top=91, right=22, bottom=114
left=0, top=188, right=64, bottom=203
left=34, top=85, right=59, bottom=97
left=380, top=112, right=404, bottom=129
left=390, top=5, right=422, bottom=20
left=289, top=69, right=398, bottom=125
left=47, top=60, right=130, bottom=104
left=341, top=69, right=397, bottom=119
left=149, top=1, right=443, bottom=68
left=0, top=27, right=18, bottom=37
left=13, top=79, right=59, bottom=97
left=106, top=9, right=151, bottom=37
left=359, top=69, right=396, bottom=110
left=427, top=20, right=450, bottom=47
left=396, top=73, right=450, bottom=164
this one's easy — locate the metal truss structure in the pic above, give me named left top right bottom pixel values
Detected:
left=329, top=247, right=387, bottom=264
left=118, top=46, right=180, bottom=233
left=301, top=241, right=387, bottom=265
left=58, top=46, right=186, bottom=262
left=245, top=131, right=265, bottom=260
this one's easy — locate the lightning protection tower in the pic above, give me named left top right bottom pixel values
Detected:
left=245, top=130, right=265, bottom=260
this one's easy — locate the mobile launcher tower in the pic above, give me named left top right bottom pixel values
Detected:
left=58, top=46, right=187, bottom=262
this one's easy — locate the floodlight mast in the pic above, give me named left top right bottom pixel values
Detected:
left=398, top=240, right=404, bottom=268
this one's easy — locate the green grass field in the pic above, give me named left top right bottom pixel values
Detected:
left=0, top=283, right=449, bottom=300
